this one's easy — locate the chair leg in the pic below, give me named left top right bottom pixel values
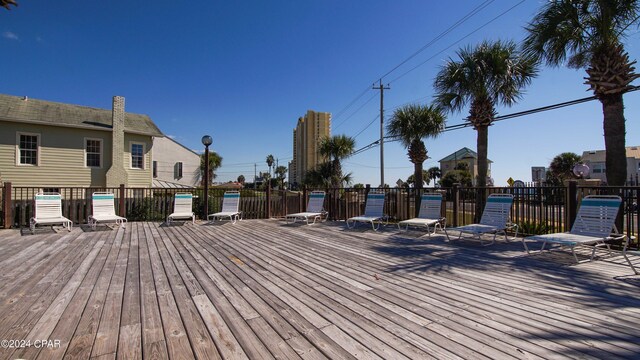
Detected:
left=443, top=228, right=451, bottom=242
left=623, top=244, right=639, bottom=275
left=521, top=238, right=531, bottom=254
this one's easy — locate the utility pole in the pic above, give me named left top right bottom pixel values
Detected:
left=373, top=80, right=390, bottom=187
left=254, top=163, right=257, bottom=186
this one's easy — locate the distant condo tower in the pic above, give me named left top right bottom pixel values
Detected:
left=290, top=110, right=331, bottom=185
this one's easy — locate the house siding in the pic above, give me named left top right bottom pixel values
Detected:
left=152, top=137, right=199, bottom=187
left=124, top=134, right=153, bottom=187
left=0, top=121, right=112, bottom=187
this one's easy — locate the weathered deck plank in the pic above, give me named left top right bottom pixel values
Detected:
left=0, top=220, right=637, bottom=360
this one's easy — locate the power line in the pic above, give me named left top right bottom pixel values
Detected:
left=330, top=85, right=372, bottom=124
left=352, top=115, right=380, bottom=140
left=388, top=0, right=526, bottom=84
left=331, top=1, right=499, bottom=133
left=377, top=0, right=495, bottom=81
left=349, top=86, right=640, bottom=156
left=333, top=92, right=378, bottom=131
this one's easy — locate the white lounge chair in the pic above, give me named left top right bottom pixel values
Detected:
left=444, top=193, right=517, bottom=245
left=522, top=195, right=624, bottom=263
left=30, top=193, right=72, bottom=233
left=347, top=191, right=387, bottom=231
left=208, top=191, right=242, bottom=224
left=398, top=193, right=446, bottom=236
left=88, top=192, right=127, bottom=230
left=167, top=193, right=195, bottom=225
left=285, top=191, right=328, bottom=225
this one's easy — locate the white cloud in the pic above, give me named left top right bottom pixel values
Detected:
left=167, top=134, right=176, bottom=139
left=3, top=31, right=18, bottom=40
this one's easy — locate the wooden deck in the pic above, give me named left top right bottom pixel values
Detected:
left=0, top=220, right=639, bottom=360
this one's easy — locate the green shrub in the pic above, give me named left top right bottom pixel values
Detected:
left=518, top=221, right=551, bottom=236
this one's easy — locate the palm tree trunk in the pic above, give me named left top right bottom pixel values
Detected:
left=476, top=125, right=489, bottom=223
left=414, top=162, right=424, bottom=217
left=414, top=162, right=424, bottom=189
left=476, top=125, right=488, bottom=187
left=602, top=95, right=627, bottom=186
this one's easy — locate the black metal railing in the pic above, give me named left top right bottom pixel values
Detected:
left=2, top=182, right=638, bottom=249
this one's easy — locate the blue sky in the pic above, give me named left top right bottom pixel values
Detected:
left=2, top=1, right=639, bottom=186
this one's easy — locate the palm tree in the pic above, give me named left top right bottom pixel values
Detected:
left=259, top=171, right=271, bottom=190
left=549, top=152, right=583, bottom=183
left=427, top=166, right=442, bottom=186
left=434, top=40, right=537, bottom=188
left=195, top=151, right=223, bottom=186
left=274, top=165, right=288, bottom=189
left=523, top=1, right=640, bottom=186
left=303, top=162, right=333, bottom=188
left=1, top=0, right=17, bottom=10
left=406, top=170, right=430, bottom=187
left=387, top=104, right=445, bottom=190
left=266, top=154, right=275, bottom=178
left=319, top=135, right=356, bottom=188
left=304, top=162, right=353, bottom=188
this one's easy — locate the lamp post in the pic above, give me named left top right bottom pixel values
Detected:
left=201, top=135, right=213, bottom=220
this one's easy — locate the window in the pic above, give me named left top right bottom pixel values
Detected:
left=592, top=164, right=605, bottom=174
left=131, top=143, right=144, bottom=169
left=175, top=162, right=183, bottom=178
left=85, top=138, right=102, bottom=168
left=153, top=161, right=158, bottom=178
left=17, top=133, right=39, bottom=165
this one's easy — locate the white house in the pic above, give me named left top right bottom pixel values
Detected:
left=152, top=137, right=200, bottom=188
left=581, top=146, right=640, bottom=184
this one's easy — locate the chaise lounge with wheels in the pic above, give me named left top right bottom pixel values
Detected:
left=167, top=193, right=195, bottom=225
left=522, top=195, right=625, bottom=263
left=208, top=191, right=242, bottom=224
left=346, top=190, right=387, bottom=231
left=398, top=193, right=446, bottom=236
left=285, top=190, right=328, bottom=225
left=444, top=193, right=517, bottom=246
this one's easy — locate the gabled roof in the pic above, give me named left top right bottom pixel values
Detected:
left=0, top=94, right=163, bottom=137
left=439, top=147, right=492, bottom=163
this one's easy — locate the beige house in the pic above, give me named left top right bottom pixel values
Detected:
left=290, top=110, right=331, bottom=185
left=152, top=136, right=200, bottom=188
left=439, top=147, right=492, bottom=185
left=0, top=94, right=163, bottom=189
left=581, top=146, right=640, bottom=184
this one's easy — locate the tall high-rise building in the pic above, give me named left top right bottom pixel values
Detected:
left=291, top=110, right=331, bottom=185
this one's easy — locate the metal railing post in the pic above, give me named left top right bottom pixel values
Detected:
left=567, top=180, right=577, bottom=230
left=266, top=185, right=271, bottom=219
left=302, top=187, right=308, bottom=212
left=406, top=187, right=411, bottom=221
left=119, top=184, right=126, bottom=217
left=3, top=182, right=12, bottom=229
left=452, top=183, right=459, bottom=227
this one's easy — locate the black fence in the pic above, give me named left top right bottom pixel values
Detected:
left=2, top=182, right=638, bottom=249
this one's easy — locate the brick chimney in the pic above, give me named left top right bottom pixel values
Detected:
left=106, top=96, right=128, bottom=187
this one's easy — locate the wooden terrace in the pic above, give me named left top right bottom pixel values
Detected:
left=0, top=220, right=639, bottom=359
